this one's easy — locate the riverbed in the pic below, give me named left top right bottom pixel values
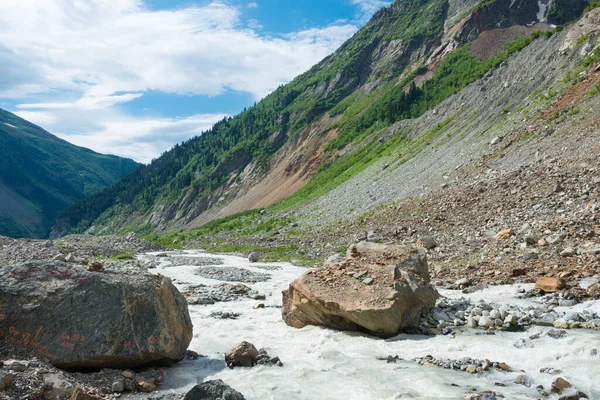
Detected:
left=141, top=250, right=600, bottom=399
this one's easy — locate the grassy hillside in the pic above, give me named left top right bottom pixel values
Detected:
left=0, top=109, right=140, bottom=238
left=53, top=0, right=595, bottom=237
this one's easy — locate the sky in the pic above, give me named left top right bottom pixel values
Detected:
left=0, top=0, right=391, bottom=163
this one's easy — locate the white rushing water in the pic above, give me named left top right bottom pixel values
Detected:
left=143, top=251, right=600, bottom=400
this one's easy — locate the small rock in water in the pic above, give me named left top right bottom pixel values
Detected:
left=225, top=342, right=260, bottom=368
left=551, top=377, right=572, bottom=394
left=547, top=329, right=568, bottom=339
left=515, top=374, right=532, bottom=387
left=478, top=316, right=494, bottom=328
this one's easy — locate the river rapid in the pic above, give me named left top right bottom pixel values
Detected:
left=141, top=250, right=600, bottom=400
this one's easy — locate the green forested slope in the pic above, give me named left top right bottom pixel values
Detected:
left=0, top=109, right=140, bottom=238
left=53, top=0, right=594, bottom=236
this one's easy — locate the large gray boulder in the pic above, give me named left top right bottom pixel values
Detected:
left=0, top=261, right=192, bottom=370
left=282, top=242, right=439, bottom=338
left=184, top=380, right=245, bottom=400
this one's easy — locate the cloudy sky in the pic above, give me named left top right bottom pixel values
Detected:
left=0, top=0, right=390, bottom=163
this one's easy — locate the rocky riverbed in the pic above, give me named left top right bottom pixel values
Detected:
left=125, top=250, right=600, bottom=399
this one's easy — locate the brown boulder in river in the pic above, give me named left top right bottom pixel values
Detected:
left=0, top=261, right=193, bottom=371
left=282, top=242, right=439, bottom=338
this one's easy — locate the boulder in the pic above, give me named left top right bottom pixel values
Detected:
left=184, top=379, right=245, bottom=400
left=535, top=277, right=566, bottom=292
left=282, top=243, right=439, bottom=337
left=419, top=235, right=437, bottom=250
left=0, top=261, right=192, bottom=370
left=247, top=252, right=259, bottom=263
left=225, top=341, right=259, bottom=368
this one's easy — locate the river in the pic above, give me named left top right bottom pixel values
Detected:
left=140, top=250, right=600, bottom=399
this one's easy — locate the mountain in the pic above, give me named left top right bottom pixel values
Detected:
left=53, top=0, right=599, bottom=238
left=0, top=108, right=140, bottom=238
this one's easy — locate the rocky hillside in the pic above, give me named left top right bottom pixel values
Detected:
left=53, top=0, right=598, bottom=238
left=0, top=109, right=140, bottom=239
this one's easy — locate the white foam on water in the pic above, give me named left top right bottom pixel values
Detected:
left=143, top=251, right=600, bottom=399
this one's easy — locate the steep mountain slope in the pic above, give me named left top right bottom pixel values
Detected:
left=0, top=109, right=140, bottom=238
left=53, top=0, right=597, bottom=237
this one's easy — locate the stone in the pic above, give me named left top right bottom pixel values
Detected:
left=420, top=235, right=438, bottom=250
left=498, top=363, right=512, bottom=371
left=0, top=261, right=192, bottom=370
left=225, top=342, right=260, bottom=368
left=53, top=254, right=67, bottom=262
left=455, top=278, right=471, bottom=286
left=547, top=329, right=567, bottom=339
left=504, top=315, right=517, bottom=325
left=554, top=318, right=569, bottom=329
left=184, top=379, right=245, bottom=400
left=112, top=379, right=125, bottom=393
left=551, top=377, right=572, bottom=394
left=535, top=277, right=567, bottom=292
left=467, top=317, right=478, bottom=328
left=87, top=261, right=103, bottom=272
left=71, top=387, right=103, bottom=400
left=121, top=370, right=134, bottom=379
left=64, top=253, right=76, bottom=262
left=523, top=250, right=538, bottom=260
left=0, top=372, right=14, bottom=390
left=478, top=316, right=494, bottom=328
left=510, top=268, right=527, bottom=277
left=44, top=373, right=74, bottom=398
left=137, top=380, right=157, bottom=392
left=248, top=252, right=259, bottom=263
left=558, top=392, right=589, bottom=400
left=494, top=228, right=513, bottom=240
left=466, top=366, right=478, bottom=374
left=547, top=234, right=565, bottom=245
left=362, top=278, right=374, bottom=285
left=560, top=247, right=576, bottom=257
left=524, top=234, right=539, bottom=245
left=490, top=136, right=503, bottom=145
left=515, top=374, right=531, bottom=387
left=283, top=243, right=438, bottom=338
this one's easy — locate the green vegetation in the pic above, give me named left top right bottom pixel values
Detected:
left=328, top=34, right=538, bottom=151
left=547, top=0, right=592, bottom=25
left=0, top=109, right=140, bottom=238
left=55, top=0, right=448, bottom=236
left=111, top=252, right=136, bottom=260
left=55, top=0, right=594, bottom=243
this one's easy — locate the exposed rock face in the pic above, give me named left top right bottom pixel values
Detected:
left=282, top=242, right=439, bottom=337
left=0, top=261, right=192, bottom=370
left=184, top=379, right=245, bottom=400
left=561, top=8, right=600, bottom=51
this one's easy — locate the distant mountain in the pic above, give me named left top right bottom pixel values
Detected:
left=0, top=108, right=140, bottom=238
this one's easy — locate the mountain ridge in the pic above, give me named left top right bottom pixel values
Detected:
left=0, top=108, right=140, bottom=238
left=52, top=0, right=598, bottom=238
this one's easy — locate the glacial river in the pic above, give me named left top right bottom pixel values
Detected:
left=141, top=250, right=600, bottom=400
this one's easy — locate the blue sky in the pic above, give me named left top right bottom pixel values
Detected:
left=0, top=0, right=390, bottom=163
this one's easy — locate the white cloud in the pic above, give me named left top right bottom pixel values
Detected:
left=247, top=2, right=258, bottom=8
left=56, top=111, right=228, bottom=164
left=0, top=0, right=385, bottom=162
left=0, top=1, right=357, bottom=102
left=350, top=0, right=392, bottom=22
